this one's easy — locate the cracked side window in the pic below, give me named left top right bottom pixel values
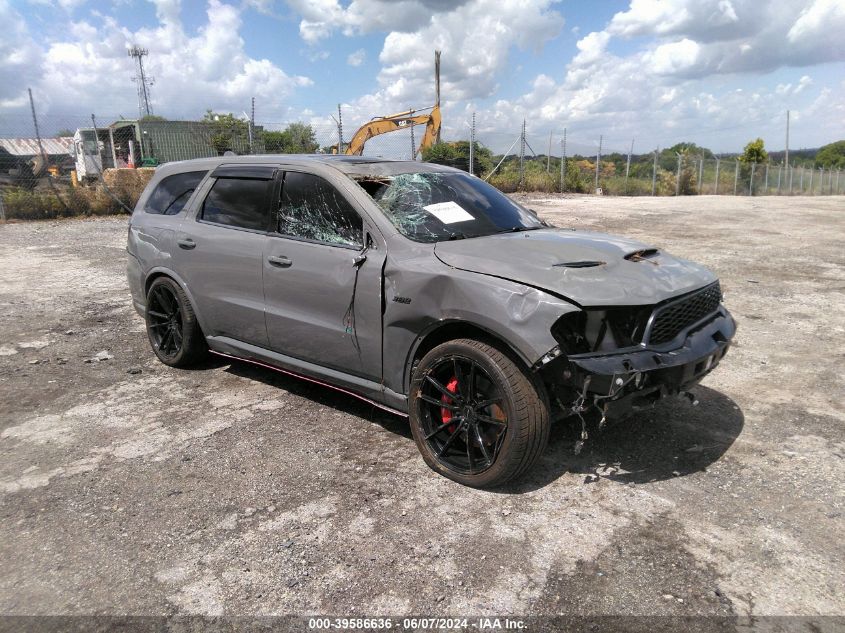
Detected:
left=278, top=172, right=363, bottom=249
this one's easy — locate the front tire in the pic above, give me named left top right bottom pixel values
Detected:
left=145, top=276, right=207, bottom=367
left=409, top=338, right=550, bottom=487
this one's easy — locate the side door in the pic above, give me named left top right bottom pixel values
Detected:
left=172, top=165, right=274, bottom=348
left=263, top=170, right=385, bottom=381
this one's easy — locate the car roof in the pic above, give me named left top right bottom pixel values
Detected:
left=152, top=154, right=461, bottom=179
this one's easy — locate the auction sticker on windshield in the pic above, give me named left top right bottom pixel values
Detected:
left=423, top=201, right=475, bottom=224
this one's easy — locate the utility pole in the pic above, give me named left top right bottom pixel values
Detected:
left=651, top=148, right=658, bottom=196
left=469, top=112, right=475, bottom=174
left=434, top=50, right=441, bottom=144
left=625, top=138, right=633, bottom=194
left=128, top=45, right=153, bottom=118
left=785, top=110, right=790, bottom=171
left=595, top=135, right=602, bottom=192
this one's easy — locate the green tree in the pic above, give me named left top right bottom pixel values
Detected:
left=264, top=122, right=319, bottom=154
left=740, top=138, right=768, bottom=164
left=815, top=140, right=845, bottom=168
left=139, top=115, right=167, bottom=122
left=202, top=110, right=249, bottom=155
left=422, top=141, right=494, bottom=177
left=55, top=129, right=75, bottom=137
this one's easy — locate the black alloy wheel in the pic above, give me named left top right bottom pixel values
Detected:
left=418, top=355, right=508, bottom=475
left=144, top=276, right=207, bottom=367
left=410, top=338, right=550, bottom=488
left=147, top=283, right=184, bottom=360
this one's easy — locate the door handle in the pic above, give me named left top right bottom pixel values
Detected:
left=177, top=238, right=196, bottom=250
left=267, top=255, right=292, bottom=268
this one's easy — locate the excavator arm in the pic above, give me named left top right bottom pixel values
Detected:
left=345, top=105, right=441, bottom=156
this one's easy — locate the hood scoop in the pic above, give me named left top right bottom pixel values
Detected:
left=552, top=260, right=606, bottom=268
left=625, top=248, right=660, bottom=263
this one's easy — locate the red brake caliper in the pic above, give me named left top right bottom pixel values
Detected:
left=440, top=376, right=459, bottom=433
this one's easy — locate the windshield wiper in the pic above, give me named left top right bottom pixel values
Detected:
left=495, top=226, right=542, bottom=234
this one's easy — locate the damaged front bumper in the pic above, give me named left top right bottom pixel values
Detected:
left=544, top=306, right=736, bottom=420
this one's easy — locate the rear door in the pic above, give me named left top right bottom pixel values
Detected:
left=173, top=165, right=274, bottom=348
left=263, top=169, right=385, bottom=381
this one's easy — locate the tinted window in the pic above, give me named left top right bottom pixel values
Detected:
left=278, top=172, right=363, bottom=248
left=146, top=171, right=206, bottom=215
left=360, top=172, right=545, bottom=243
left=201, top=177, right=270, bottom=231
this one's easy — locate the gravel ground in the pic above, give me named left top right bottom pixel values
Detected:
left=0, top=195, right=843, bottom=624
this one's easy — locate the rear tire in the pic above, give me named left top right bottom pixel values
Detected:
left=409, top=338, right=550, bottom=488
left=145, top=276, right=207, bottom=367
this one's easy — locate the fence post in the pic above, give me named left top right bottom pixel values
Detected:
left=697, top=156, right=703, bottom=194
left=468, top=112, right=475, bottom=174
left=777, top=163, right=782, bottom=194
left=733, top=160, right=739, bottom=195
left=820, top=167, right=825, bottom=195
left=836, top=168, right=841, bottom=195
left=518, top=119, right=526, bottom=189
left=749, top=162, right=755, bottom=196
left=764, top=163, right=769, bottom=193
left=560, top=128, right=567, bottom=193
left=675, top=153, right=682, bottom=196
left=800, top=166, right=804, bottom=193
left=714, top=157, right=720, bottom=194
left=808, top=166, right=814, bottom=194
left=0, top=192, right=5, bottom=221
left=651, top=148, right=658, bottom=196
left=789, top=165, right=794, bottom=194
left=625, top=138, right=633, bottom=194
left=595, top=134, right=602, bottom=193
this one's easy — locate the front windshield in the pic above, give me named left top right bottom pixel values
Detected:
left=356, top=172, right=546, bottom=242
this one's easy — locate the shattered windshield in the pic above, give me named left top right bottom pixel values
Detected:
left=355, top=172, right=545, bottom=242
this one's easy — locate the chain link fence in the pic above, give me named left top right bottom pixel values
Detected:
left=1, top=105, right=842, bottom=222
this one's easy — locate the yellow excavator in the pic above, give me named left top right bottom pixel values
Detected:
left=344, top=104, right=441, bottom=157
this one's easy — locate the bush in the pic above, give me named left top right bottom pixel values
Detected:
left=2, top=168, right=155, bottom=221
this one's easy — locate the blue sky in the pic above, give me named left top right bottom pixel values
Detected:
left=2, top=0, right=844, bottom=154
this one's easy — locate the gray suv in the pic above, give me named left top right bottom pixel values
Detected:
left=128, top=156, right=735, bottom=487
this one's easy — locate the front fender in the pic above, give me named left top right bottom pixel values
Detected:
left=381, top=249, right=577, bottom=395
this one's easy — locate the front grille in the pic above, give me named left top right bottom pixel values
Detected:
left=647, top=282, right=722, bottom=345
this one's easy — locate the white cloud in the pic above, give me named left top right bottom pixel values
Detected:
left=347, top=48, right=366, bottom=66
left=0, top=0, right=43, bottom=108
left=6, top=0, right=311, bottom=121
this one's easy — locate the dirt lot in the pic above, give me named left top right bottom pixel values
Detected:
left=1, top=195, right=843, bottom=624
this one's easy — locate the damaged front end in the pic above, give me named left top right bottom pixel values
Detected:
left=537, top=281, right=736, bottom=440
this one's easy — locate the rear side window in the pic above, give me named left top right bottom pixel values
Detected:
left=200, top=177, right=271, bottom=231
left=146, top=171, right=206, bottom=215
left=278, top=172, right=363, bottom=248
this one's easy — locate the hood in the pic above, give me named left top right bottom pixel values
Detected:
left=434, top=228, right=716, bottom=306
